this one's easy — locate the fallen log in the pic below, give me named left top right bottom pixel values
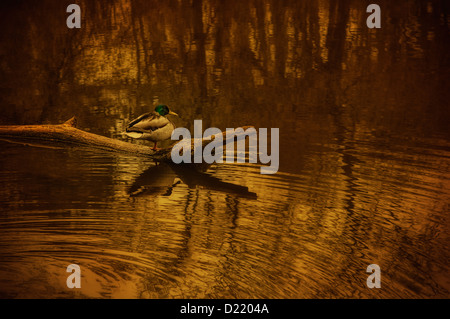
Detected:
left=0, top=117, right=254, bottom=163
left=0, top=116, right=165, bottom=157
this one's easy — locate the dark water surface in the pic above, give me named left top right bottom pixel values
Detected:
left=0, top=0, right=449, bottom=298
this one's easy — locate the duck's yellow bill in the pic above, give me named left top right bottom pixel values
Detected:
left=169, top=111, right=179, bottom=116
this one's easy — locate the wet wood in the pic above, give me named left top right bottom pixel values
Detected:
left=0, top=116, right=162, bottom=157
left=0, top=117, right=254, bottom=163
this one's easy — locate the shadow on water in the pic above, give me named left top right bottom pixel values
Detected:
left=129, top=163, right=257, bottom=199
left=0, top=0, right=449, bottom=299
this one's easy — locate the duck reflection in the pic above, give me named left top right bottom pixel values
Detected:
left=128, top=163, right=257, bottom=199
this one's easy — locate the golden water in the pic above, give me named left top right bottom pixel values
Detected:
left=0, top=0, right=449, bottom=298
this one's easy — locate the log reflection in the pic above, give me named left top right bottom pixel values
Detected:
left=129, top=163, right=257, bottom=199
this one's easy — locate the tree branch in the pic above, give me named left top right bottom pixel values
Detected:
left=0, top=117, right=255, bottom=164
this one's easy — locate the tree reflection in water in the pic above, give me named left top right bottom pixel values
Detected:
left=0, top=0, right=449, bottom=299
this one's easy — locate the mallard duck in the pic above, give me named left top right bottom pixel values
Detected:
left=125, top=104, right=178, bottom=150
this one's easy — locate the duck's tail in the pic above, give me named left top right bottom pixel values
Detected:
left=125, top=127, right=145, bottom=139
left=125, top=132, right=144, bottom=139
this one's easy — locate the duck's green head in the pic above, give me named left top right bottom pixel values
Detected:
left=155, top=104, right=178, bottom=117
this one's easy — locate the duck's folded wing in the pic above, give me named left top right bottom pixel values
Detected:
left=127, top=112, right=153, bottom=129
left=127, top=113, right=170, bottom=132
